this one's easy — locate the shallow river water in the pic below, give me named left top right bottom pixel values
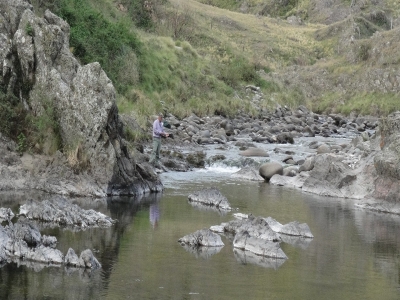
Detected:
left=1, top=138, right=400, bottom=299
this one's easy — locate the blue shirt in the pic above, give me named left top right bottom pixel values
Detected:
left=153, top=119, right=164, bottom=138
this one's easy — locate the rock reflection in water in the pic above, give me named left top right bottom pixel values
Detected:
left=280, top=235, right=313, bottom=249
left=180, top=244, right=223, bottom=259
left=233, top=248, right=286, bottom=270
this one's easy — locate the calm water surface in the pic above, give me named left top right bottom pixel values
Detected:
left=1, top=167, right=400, bottom=299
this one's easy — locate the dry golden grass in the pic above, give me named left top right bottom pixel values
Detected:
left=169, top=0, right=328, bottom=70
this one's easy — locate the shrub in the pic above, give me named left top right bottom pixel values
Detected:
left=56, top=0, right=141, bottom=94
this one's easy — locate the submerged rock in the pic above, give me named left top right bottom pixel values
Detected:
left=188, top=188, right=232, bottom=210
left=239, top=147, right=269, bottom=157
left=18, top=197, right=115, bottom=228
left=178, top=229, right=224, bottom=247
left=264, top=217, right=314, bottom=238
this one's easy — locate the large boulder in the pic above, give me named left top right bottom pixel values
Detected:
left=373, top=112, right=400, bottom=202
left=259, top=162, right=283, bottom=181
left=302, top=153, right=373, bottom=198
left=0, top=0, right=162, bottom=196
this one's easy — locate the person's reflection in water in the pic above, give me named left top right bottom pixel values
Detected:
left=149, top=202, right=160, bottom=229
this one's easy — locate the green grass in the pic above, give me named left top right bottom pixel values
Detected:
left=24, top=0, right=400, bottom=132
left=340, top=93, right=400, bottom=116
left=56, top=0, right=141, bottom=94
left=313, top=91, right=400, bottom=116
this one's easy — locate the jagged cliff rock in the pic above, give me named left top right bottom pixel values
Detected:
left=0, top=0, right=162, bottom=196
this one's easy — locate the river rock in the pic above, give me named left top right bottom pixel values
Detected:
left=80, top=249, right=102, bottom=269
left=264, top=217, right=314, bottom=238
left=18, top=197, right=115, bottom=228
left=24, top=245, right=64, bottom=264
left=302, top=153, right=371, bottom=198
left=317, top=143, right=331, bottom=154
left=0, top=221, right=64, bottom=265
left=231, top=166, right=264, bottom=181
left=299, top=156, right=315, bottom=172
left=239, top=147, right=269, bottom=157
left=282, top=166, right=298, bottom=177
left=269, top=173, right=308, bottom=188
left=259, top=162, right=283, bottom=181
left=41, top=235, right=57, bottom=248
left=233, top=231, right=287, bottom=259
left=224, top=215, right=281, bottom=242
left=178, top=229, right=224, bottom=247
left=188, top=187, right=232, bottom=210
left=65, top=248, right=84, bottom=267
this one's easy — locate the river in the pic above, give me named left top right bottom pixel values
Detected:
left=1, top=137, right=400, bottom=299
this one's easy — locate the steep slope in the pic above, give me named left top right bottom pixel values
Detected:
left=0, top=0, right=162, bottom=196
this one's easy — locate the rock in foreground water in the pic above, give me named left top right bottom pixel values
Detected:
left=233, top=231, right=287, bottom=259
left=224, top=215, right=281, bottom=242
left=18, top=197, right=115, bottom=228
left=0, top=221, right=101, bottom=269
left=188, top=188, right=232, bottom=210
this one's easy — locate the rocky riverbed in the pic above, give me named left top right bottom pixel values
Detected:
left=146, top=107, right=400, bottom=217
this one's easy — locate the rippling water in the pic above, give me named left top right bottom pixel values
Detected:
left=1, top=139, right=400, bottom=299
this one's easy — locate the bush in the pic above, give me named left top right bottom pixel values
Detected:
left=56, top=0, right=142, bottom=94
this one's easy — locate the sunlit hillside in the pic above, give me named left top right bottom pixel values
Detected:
left=31, top=0, right=400, bottom=123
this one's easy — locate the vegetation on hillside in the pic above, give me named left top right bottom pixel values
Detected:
left=2, top=0, right=400, bottom=153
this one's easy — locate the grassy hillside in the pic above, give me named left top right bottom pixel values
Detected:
left=30, top=0, right=400, bottom=123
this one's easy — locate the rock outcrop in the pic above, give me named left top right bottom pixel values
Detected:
left=0, top=0, right=162, bottom=196
left=267, top=112, right=400, bottom=214
left=18, top=197, right=116, bottom=228
left=0, top=219, right=101, bottom=269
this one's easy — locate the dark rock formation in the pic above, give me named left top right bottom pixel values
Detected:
left=0, top=0, right=162, bottom=196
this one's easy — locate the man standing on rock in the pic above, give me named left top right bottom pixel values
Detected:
left=149, top=113, right=169, bottom=167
